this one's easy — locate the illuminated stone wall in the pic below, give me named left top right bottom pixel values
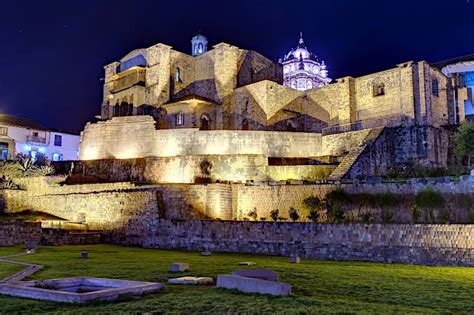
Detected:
left=137, top=220, right=474, bottom=266
left=2, top=179, right=474, bottom=230
left=79, top=116, right=323, bottom=160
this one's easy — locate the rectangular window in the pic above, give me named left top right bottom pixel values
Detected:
left=54, top=135, right=62, bottom=147
left=176, top=112, right=184, bottom=126
left=432, top=79, right=439, bottom=97
left=0, top=127, right=7, bottom=136
left=32, top=131, right=39, bottom=137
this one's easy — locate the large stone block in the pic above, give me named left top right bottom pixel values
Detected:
left=231, top=269, right=279, bottom=282
left=216, top=275, right=292, bottom=296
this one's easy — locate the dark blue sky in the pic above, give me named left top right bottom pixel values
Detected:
left=1, top=0, right=473, bottom=132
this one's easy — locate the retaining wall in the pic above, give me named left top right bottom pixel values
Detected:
left=128, top=219, right=474, bottom=266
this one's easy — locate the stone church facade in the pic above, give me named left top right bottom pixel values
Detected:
left=80, top=34, right=469, bottom=181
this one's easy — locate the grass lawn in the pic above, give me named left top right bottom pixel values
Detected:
left=0, top=245, right=472, bottom=314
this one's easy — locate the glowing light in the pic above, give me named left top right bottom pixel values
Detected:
left=38, top=147, right=46, bottom=154
left=23, top=144, right=31, bottom=152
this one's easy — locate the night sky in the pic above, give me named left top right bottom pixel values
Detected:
left=1, top=0, right=473, bottom=132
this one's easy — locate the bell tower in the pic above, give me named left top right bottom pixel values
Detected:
left=191, top=32, right=208, bottom=56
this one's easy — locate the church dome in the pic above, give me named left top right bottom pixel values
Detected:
left=283, top=33, right=317, bottom=62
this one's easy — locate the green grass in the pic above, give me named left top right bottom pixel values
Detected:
left=0, top=245, right=473, bottom=314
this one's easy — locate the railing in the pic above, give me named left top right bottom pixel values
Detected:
left=27, top=136, right=47, bottom=144
left=322, top=115, right=411, bottom=136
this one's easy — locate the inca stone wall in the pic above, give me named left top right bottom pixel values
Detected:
left=126, top=219, right=474, bottom=266
left=4, top=177, right=473, bottom=226
left=0, top=222, right=101, bottom=247
left=0, top=221, right=42, bottom=246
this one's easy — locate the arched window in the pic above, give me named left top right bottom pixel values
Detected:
left=175, top=67, right=181, bottom=82
left=198, top=43, right=203, bottom=54
left=176, top=112, right=185, bottom=126
left=373, top=82, right=385, bottom=97
left=244, top=100, right=250, bottom=112
left=200, top=115, right=210, bottom=130
left=242, top=119, right=249, bottom=130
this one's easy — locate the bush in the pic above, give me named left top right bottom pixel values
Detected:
left=412, top=206, right=421, bottom=223
left=374, top=192, right=399, bottom=208
left=307, top=209, right=319, bottom=222
left=415, top=187, right=445, bottom=209
left=437, top=208, right=451, bottom=224
left=270, top=209, right=279, bottom=222
left=247, top=208, right=258, bottom=221
left=359, top=211, right=374, bottom=223
left=0, top=175, right=19, bottom=190
left=381, top=208, right=394, bottom=223
left=303, top=196, right=321, bottom=211
left=199, top=159, right=212, bottom=177
left=288, top=207, right=300, bottom=222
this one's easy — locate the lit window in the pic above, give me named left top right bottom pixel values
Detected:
left=175, top=67, right=181, bottom=82
left=0, top=127, right=7, bottom=136
left=373, top=83, right=385, bottom=97
left=432, top=78, right=439, bottom=97
left=176, top=112, right=184, bottom=126
left=53, top=153, right=63, bottom=161
left=54, top=135, right=62, bottom=147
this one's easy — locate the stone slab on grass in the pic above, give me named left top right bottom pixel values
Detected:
left=169, top=262, right=189, bottom=272
left=217, top=275, right=292, bottom=296
left=168, top=276, right=213, bottom=285
left=290, top=256, right=301, bottom=264
left=237, top=262, right=256, bottom=266
left=201, top=251, right=212, bottom=256
left=232, top=269, right=279, bottom=282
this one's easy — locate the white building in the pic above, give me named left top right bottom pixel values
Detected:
left=434, top=54, right=474, bottom=122
left=281, top=33, right=331, bottom=91
left=0, top=114, right=80, bottom=161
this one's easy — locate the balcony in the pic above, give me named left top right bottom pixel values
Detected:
left=111, top=67, right=146, bottom=93
left=27, top=136, right=47, bottom=145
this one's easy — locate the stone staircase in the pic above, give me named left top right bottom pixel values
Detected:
left=327, top=127, right=385, bottom=180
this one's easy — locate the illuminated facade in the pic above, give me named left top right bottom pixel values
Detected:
left=80, top=34, right=470, bottom=182
left=281, top=33, right=331, bottom=91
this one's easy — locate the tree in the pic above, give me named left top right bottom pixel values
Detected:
left=455, top=122, right=474, bottom=170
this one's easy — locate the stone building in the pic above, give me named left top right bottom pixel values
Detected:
left=80, top=34, right=469, bottom=181
left=280, top=33, right=331, bottom=91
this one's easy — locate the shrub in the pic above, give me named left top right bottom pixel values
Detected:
left=415, top=187, right=445, bottom=209
left=412, top=206, right=421, bottom=223
left=359, top=211, right=374, bottom=223
left=303, top=196, right=321, bottom=211
left=468, top=211, right=474, bottom=224
left=247, top=208, right=257, bottom=221
left=270, top=209, right=279, bottom=222
left=307, top=209, right=319, bottom=222
left=381, top=208, right=395, bottom=223
left=326, top=188, right=350, bottom=206
left=199, top=159, right=212, bottom=177
left=288, top=207, right=300, bottom=222
left=437, top=208, right=451, bottom=224
left=0, top=175, right=19, bottom=190
left=374, top=192, right=399, bottom=208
